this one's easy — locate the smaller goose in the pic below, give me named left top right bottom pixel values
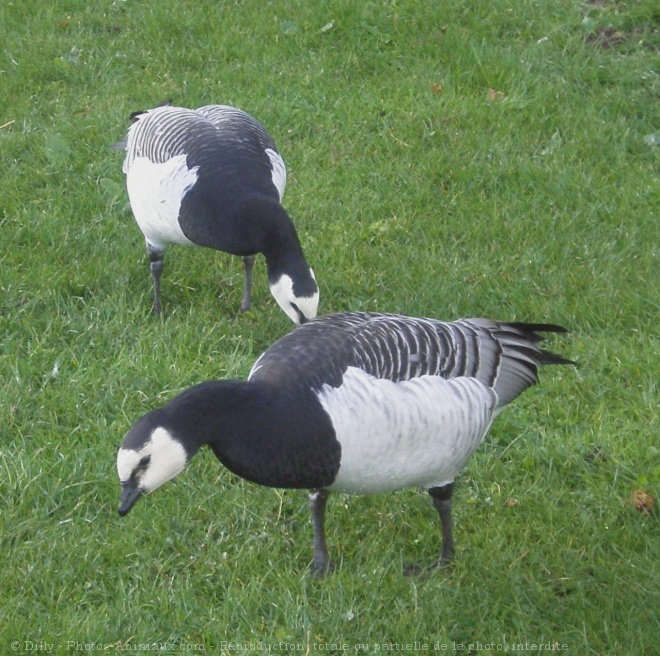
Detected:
left=116, top=312, right=573, bottom=575
left=119, top=103, right=318, bottom=322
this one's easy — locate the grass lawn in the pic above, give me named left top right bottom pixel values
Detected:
left=1, top=0, right=658, bottom=654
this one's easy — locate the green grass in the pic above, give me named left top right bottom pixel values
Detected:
left=1, top=0, right=659, bottom=653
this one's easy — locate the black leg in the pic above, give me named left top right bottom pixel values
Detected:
left=309, top=489, right=333, bottom=577
left=429, top=482, right=455, bottom=566
left=240, top=255, right=255, bottom=312
left=147, top=243, right=165, bottom=316
left=403, top=482, right=455, bottom=577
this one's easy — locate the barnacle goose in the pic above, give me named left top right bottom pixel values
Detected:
left=117, top=312, right=573, bottom=575
left=119, top=103, right=319, bottom=322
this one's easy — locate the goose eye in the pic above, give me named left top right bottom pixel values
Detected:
left=139, top=455, right=151, bottom=468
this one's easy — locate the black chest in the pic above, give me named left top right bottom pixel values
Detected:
left=208, top=389, right=341, bottom=490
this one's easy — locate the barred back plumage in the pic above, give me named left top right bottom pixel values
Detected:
left=123, top=107, right=203, bottom=171
left=250, top=312, right=573, bottom=407
left=123, top=106, right=280, bottom=173
left=196, top=105, right=280, bottom=151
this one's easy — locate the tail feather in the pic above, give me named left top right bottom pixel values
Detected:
left=504, top=322, right=569, bottom=336
left=470, top=320, right=575, bottom=406
left=111, top=100, right=173, bottom=151
left=499, top=322, right=576, bottom=367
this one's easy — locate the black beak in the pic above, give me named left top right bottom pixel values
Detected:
left=118, top=480, right=143, bottom=516
left=290, top=302, right=307, bottom=325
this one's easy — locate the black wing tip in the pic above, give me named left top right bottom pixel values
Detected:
left=128, top=99, right=173, bottom=123
left=501, top=322, right=576, bottom=367
left=538, top=349, right=577, bottom=367
left=503, top=322, right=570, bottom=335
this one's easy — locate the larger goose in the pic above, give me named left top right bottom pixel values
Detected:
left=119, top=104, right=318, bottom=322
left=116, top=312, right=573, bottom=575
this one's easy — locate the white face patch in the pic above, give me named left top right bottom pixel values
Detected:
left=116, top=426, right=188, bottom=494
left=317, top=367, right=498, bottom=495
left=269, top=272, right=319, bottom=324
left=126, top=155, right=199, bottom=250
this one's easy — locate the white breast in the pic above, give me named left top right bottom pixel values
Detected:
left=317, top=367, right=498, bottom=494
left=265, top=147, right=286, bottom=201
left=126, top=155, right=199, bottom=249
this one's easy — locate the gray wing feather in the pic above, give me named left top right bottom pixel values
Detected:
left=195, top=105, right=280, bottom=153
left=122, top=106, right=210, bottom=173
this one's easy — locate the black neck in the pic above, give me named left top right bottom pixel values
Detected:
left=235, top=196, right=307, bottom=277
left=163, top=380, right=339, bottom=490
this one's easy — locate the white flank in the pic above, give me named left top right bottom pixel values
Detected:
left=116, top=427, right=188, bottom=493
left=265, top=147, right=287, bottom=201
left=317, top=367, right=498, bottom=494
left=126, top=155, right=199, bottom=250
left=269, top=272, right=319, bottom=324
left=247, top=351, right=267, bottom=380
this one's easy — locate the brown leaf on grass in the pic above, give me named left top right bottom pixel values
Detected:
left=585, top=446, right=607, bottom=463
left=430, top=83, right=443, bottom=94
left=586, top=26, right=639, bottom=49
left=631, top=489, right=655, bottom=515
left=487, top=88, right=506, bottom=102
left=506, top=497, right=519, bottom=507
